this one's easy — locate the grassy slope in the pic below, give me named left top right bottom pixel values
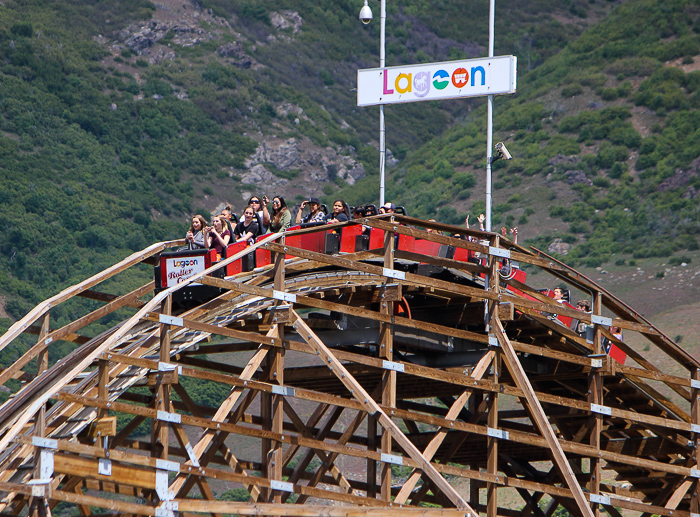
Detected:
left=0, top=0, right=696, bottom=378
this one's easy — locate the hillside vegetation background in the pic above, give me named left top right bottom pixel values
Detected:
left=0, top=0, right=698, bottom=361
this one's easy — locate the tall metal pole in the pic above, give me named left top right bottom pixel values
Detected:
left=485, top=0, right=495, bottom=232
left=379, top=0, right=386, bottom=207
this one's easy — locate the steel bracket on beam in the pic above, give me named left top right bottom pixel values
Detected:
left=184, top=442, right=200, bottom=468
left=589, top=493, right=610, bottom=505
left=381, top=453, right=404, bottom=465
left=28, top=479, right=51, bottom=498
left=98, top=458, right=112, bottom=476
left=591, top=404, right=612, bottom=416
left=156, top=410, right=181, bottom=424
left=155, top=469, right=174, bottom=501
left=382, top=360, right=405, bottom=373
left=691, top=379, right=700, bottom=389
left=273, top=290, right=297, bottom=303
left=272, top=385, right=296, bottom=397
left=590, top=315, right=612, bottom=326
left=158, top=362, right=181, bottom=373
left=489, top=247, right=511, bottom=259
left=383, top=267, right=406, bottom=281
left=32, top=437, right=58, bottom=449
left=270, top=480, right=294, bottom=493
left=487, top=427, right=510, bottom=440
left=158, top=314, right=183, bottom=327
left=156, top=459, right=181, bottom=472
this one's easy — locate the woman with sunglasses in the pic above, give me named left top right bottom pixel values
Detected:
left=247, top=195, right=269, bottom=234
left=269, top=196, right=292, bottom=232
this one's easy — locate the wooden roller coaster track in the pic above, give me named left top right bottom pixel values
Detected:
left=0, top=215, right=698, bottom=517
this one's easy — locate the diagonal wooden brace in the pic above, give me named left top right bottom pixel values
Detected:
left=291, top=310, right=476, bottom=515
left=492, top=318, right=595, bottom=517
left=394, top=350, right=495, bottom=504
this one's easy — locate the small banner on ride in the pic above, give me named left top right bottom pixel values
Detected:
left=161, top=255, right=206, bottom=288
left=357, top=55, right=517, bottom=107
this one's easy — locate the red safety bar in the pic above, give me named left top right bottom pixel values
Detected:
left=340, top=225, right=364, bottom=253
left=299, top=230, right=326, bottom=254
left=608, top=344, right=626, bottom=365
left=397, top=233, right=415, bottom=253
left=225, top=241, right=250, bottom=276
left=368, top=228, right=385, bottom=250
left=453, top=246, right=471, bottom=263
left=255, top=234, right=273, bottom=269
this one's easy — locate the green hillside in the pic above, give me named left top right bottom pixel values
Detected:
left=359, top=0, right=700, bottom=269
left=0, top=0, right=697, bottom=331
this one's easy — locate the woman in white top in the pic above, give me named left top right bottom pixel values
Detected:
left=185, top=215, right=208, bottom=249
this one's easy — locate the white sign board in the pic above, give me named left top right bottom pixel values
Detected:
left=161, top=255, right=206, bottom=288
left=357, top=55, right=516, bottom=107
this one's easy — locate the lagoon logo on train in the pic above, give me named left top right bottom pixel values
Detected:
left=173, top=259, right=199, bottom=268
left=382, top=65, right=486, bottom=99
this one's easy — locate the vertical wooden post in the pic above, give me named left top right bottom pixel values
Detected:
left=487, top=236, right=500, bottom=517
left=269, top=249, right=286, bottom=504
left=152, top=296, right=172, bottom=461
left=367, top=415, right=377, bottom=498
left=589, top=292, right=603, bottom=516
left=98, top=358, right=110, bottom=455
left=691, top=367, right=700, bottom=514
left=31, top=312, right=50, bottom=517
left=469, top=391, right=482, bottom=509
left=379, top=226, right=396, bottom=502
left=35, top=312, right=50, bottom=439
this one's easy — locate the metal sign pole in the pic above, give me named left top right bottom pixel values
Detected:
left=379, top=0, right=386, bottom=207
left=485, top=0, right=495, bottom=232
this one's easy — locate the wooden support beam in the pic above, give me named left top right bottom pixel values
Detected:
left=486, top=235, right=500, bottom=517
left=393, top=351, right=494, bottom=505
left=379, top=228, right=396, bottom=502
left=168, top=336, right=272, bottom=496
left=289, top=310, right=476, bottom=514
left=691, top=367, right=700, bottom=513
left=151, top=295, right=172, bottom=463
left=492, top=318, right=595, bottom=517
left=589, top=292, right=603, bottom=517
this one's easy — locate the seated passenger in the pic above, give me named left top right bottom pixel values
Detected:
left=295, top=197, right=326, bottom=224
left=269, top=196, right=292, bottom=233
left=426, top=219, right=442, bottom=235
left=553, top=287, right=565, bottom=303
left=185, top=214, right=208, bottom=250
left=220, top=206, right=237, bottom=235
left=248, top=195, right=269, bottom=234
left=207, top=215, right=231, bottom=261
left=327, top=199, right=350, bottom=224
left=575, top=299, right=590, bottom=335
left=611, top=326, right=623, bottom=341
left=382, top=202, right=396, bottom=214
left=235, top=207, right=260, bottom=245
left=352, top=206, right=364, bottom=220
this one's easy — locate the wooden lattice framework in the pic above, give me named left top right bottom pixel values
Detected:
left=0, top=215, right=698, bottom=517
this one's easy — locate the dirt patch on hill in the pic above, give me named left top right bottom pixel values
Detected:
left=0, top=296, right=10, bottom=320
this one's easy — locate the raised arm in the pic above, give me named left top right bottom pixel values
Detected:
left=295, top=201, right=307, bottom=224
left=261, top=196, right=271, bottom=227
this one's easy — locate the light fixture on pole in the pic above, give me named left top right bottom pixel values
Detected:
left=359, top=0, right=387, bottom=207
